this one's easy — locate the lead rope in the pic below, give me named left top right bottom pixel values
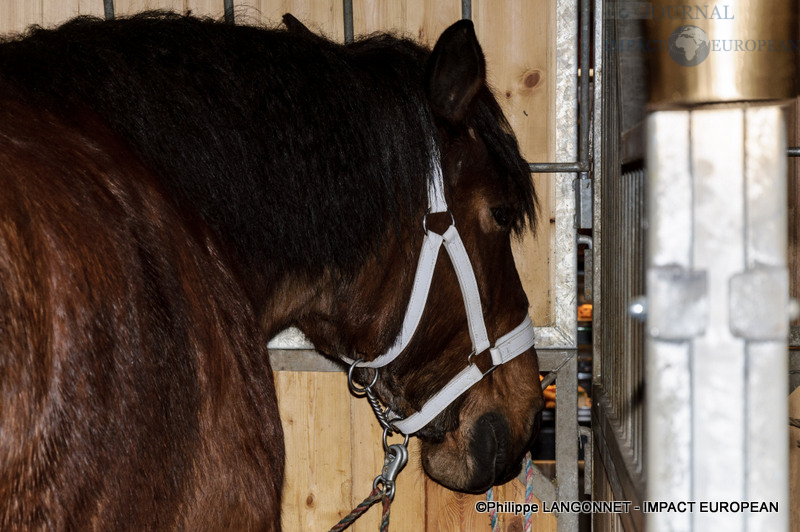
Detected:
left=327, top=441, right=407, bottom=532
left=485, top=450, right=535, bottom=532
left=487, top=486, right=499, bottom=531
left=328, top=486, right=391, bottom=532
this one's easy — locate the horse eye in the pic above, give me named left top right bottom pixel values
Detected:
left=491, top=207, right=511, bottom=228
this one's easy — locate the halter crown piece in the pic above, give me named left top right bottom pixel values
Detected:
left=343, top=156, right=536, bottom=436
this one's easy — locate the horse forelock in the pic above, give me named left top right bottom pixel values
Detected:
left=466, top=89, right=539, bottom=237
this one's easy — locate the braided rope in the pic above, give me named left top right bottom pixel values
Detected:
left=486, top=486, right=499, bottom=531
left=524, top=451, right=534, bottom=532
left=328, top=486, right=387, bottom=532
left=485, top=450, right=535, bottom=532
left=379, top=492, right=392, bottom=532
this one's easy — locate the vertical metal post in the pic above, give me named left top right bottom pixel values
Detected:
left=645, top=111, right=694, bottom=532
left=578, top=0, right=591, bottom=169
left=555, top=353, right=579, bottom=532
left=740, top=106, right=789, bottom=532
left=645, top=106, right=789, bottom=532
left=223, top=0, right=234, bottom=23
left=343, top=0, right=354, bottom=44
left=575, top=0, right=592, bottom=229
left=103, top=0, right=114, bottom=20
left=461, top=0, right=472, bottom=20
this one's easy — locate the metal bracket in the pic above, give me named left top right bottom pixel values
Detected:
left=729, top=266, right=789, bottom=341
left=578, top=234, right=593, bottom=301
left=574, top=175, right=593, bottom=229
left=645, top=266, right=708, bottom=340
left=579, top=426, right=592, bottom=496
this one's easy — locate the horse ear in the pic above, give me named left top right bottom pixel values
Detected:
left=425, top=20, right=486, bottom=125
left=282, top=13, right=316, bottom=38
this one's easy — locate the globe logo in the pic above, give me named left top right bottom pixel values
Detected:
left=668, top=25, right=711, bottom=67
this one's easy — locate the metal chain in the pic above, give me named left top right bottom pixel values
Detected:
left=335, top=360, right=411, bottom=531
left=365, top=387, right=394, bottom=432
left=348, top=359, right=406, bottom=435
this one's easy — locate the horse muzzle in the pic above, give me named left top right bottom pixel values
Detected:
left=419, top=406, right=537, bottom=493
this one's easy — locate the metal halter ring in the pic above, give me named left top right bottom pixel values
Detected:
left=467, top=349, right=497, bottom=377
left=347, top=359, right=378, bottom=396
left=422, top=209, right=455, bottom=235
left=382, top=425, right=409, bottom=452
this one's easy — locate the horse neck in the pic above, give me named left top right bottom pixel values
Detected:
left=261, top=224, right=422, bottom=360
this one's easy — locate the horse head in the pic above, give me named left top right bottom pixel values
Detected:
left=292, top=20, right=544, bottom=493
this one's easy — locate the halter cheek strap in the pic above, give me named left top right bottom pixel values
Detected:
left=342, top=159, right=536, bottom=435
left=391, top=316, right=535, bottom=435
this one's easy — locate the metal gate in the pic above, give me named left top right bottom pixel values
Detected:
left=592, top=1, right=795, bottom=531
left=591, top=2, right=647, bottom=529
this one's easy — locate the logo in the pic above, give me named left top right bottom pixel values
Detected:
left=668, top=25, right=711, bottom=66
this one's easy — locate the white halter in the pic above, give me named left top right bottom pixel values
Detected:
left=343, top=159, right=536, bottom=435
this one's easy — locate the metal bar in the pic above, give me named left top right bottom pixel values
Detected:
left=461, top=0, right=472, bottom=20
left=529, top=161, right=588, bottom=173
left=343, top=0, right=354, bottom=44
left=742, top=105, right=789, bottom=532
left=555, top=352, right=579, bottom=532
left=645, top=110, right=693, bottom=532
left=269, top=349, right=344, bottom=372
left=579, top=426, right=592, bottom=495
left=103, top=0, right=114, bottom=20
left=788, top=146, right=800, bottom=157
left=578, top=0, right=591, bottom=168
left=691, top=108, right=747, bottom=532
left=526, top=464, right=557, bottom=502
left=223, top=0, right=234, bottom=24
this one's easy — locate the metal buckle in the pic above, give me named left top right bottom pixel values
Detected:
left=422, top=209, right=455, bottom=235
left=467, top=349, right=496, bottom=377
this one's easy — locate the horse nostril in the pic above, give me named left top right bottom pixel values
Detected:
left=468, top=412, right=511, bottom=491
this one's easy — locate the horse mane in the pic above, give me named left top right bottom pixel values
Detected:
left=0, top=12, right=535, bottom=285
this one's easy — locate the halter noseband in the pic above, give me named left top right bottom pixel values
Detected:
left=343, top=159, right=536, bottom=436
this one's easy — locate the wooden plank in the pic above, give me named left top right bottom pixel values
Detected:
left=274, top=371, right=353, bottom=531
left=250, top=0, right=343, bottom=41
left=185, top=0, right=226, bottom=18
left=0, top=1, right=42, bottom=34
left=424, top=478, right=558, bottom=531
left=352, top=0, right=459, bottom=46
left=502, top=479, right=558, bottom=532
left=42, top=0, right=104, bottom=27
left=115, top=0, right=188, bottom=16
left=425, top=480, right=492, bottom=531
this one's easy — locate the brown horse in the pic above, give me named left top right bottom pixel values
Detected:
left=0, top=93, right=283, bottom=529
left=0, top=12, right=544, bottom=530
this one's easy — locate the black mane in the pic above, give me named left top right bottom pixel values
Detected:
left=0, top=12, right=535, bottom=288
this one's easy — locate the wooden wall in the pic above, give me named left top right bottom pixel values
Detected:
left=0, top=2, right=558, bottom=529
